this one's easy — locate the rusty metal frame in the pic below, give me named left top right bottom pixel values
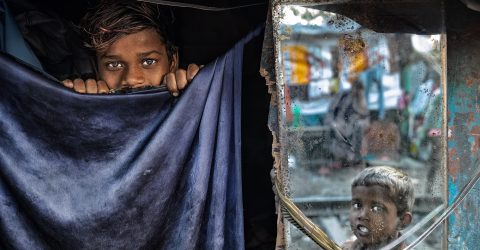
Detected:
left=262, top=0, right=451, bottom=249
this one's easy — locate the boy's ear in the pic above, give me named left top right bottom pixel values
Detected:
left=169, top=52, right=179, bottom=72
left=399, top=212, right=413, bottom=229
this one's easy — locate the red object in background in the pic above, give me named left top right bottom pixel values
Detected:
left=284, top=85, right=293, bottom=123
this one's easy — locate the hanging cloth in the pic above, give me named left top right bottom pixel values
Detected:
left=0, top=0, right=43, bottom=70
left=0, top=26, right=262, bottom=250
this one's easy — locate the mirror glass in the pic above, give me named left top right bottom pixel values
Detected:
left=275, top=2, right=445, bottom=249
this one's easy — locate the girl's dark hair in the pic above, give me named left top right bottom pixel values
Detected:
left=80, top=0, right=177, bottom=62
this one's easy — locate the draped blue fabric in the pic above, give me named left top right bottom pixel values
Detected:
left=0, top=0, right=43, bottom=70
left=0, top=27, right=261, bottom=249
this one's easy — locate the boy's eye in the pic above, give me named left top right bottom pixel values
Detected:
left=352, top=202, right=361, bottom=209
left=142, top=59, right=157, bottom=66
left=371, top=205, right=384, bottom=213
left=106, top=61, right=124, bottom=71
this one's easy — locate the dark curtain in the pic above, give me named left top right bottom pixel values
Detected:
left=0, top=27, right=261, bottom=249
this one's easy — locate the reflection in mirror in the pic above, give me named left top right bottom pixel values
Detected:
left=275, top=3, right=445, bottom=250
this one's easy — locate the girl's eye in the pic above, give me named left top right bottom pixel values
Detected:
left=372, top=205, right=384, bottom=213
left=142, top=59, right=157, bottom=66
left=106, top=61, right=123, bottom=71
left=352, top=202, right=361, bottom=209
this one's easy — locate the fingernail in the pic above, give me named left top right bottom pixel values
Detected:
left=172, top=92, right=179, bottom=97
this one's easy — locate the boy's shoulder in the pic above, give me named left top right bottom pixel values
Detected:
left=341, top=239, right=355, bottom=250
left=341, top=236, right=359, bottom=250
left=342, top=238, right=407, bottom=250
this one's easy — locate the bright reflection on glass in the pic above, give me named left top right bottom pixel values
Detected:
left=411, top=35, right=441, bottom=53
left=277, top=5, right=444, bottom=250
left=282, top=6, right=325, bottom=26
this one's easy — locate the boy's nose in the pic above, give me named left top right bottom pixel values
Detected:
left=123, top=65, right=145, bottom=88
left=358, top=208, right=369, bottom=220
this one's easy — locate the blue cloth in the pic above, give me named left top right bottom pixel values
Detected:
left=0, top=0, right=43, bottom=70
left=360, top=64, right=385, bottom=119
left=0, top=26, right=261, bottom=249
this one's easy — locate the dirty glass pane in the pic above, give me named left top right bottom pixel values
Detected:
left=274, top=2, right=445, bottom=249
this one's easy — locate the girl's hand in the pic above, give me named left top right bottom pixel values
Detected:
left=62, top=64, right=201, bottom=96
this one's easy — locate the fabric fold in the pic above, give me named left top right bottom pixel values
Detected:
left=0, top=26, right=262, bottom=249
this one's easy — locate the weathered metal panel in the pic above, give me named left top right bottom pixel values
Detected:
left=446, top=0, right=480, bottom=248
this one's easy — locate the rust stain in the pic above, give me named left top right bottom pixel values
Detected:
left=473, top=142, right=479, bottom=156
left=448, top=148, right=459, bottom=182
left=260, top=67, right=276, bottom=89
left=468, top=112, right=475, bottom=123
left=471, top=126, right=480, bottom=155
left=466, top=72, right=480, bottom=88
left=471, top=125, right=480, bottom=135
left=466, top=78, right=474, bottom=87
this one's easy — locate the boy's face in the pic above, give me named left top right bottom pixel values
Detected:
left=349, top=185, right=404, bottom=247
left=97, top=28, right=177, bottom=90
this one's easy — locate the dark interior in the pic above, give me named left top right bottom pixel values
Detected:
left=5, top=0, right=276, bottom=249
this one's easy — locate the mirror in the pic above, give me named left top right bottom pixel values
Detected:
left=272, top=1, right=445, bottom=249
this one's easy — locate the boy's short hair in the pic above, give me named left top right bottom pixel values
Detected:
left=352, top=166, right=415, bottom=216
left=80, top=0, right=177, bottom=61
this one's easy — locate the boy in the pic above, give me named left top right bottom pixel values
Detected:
left=343, top=166, right=414, bottom=250
left=62, top=0, right=199, bottom=96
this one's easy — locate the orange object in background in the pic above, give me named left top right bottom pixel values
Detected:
left=282, top=44, right=310, bottom=85
left=338, top=35, right=369, bottom=76
left=348, top=51, right=368, bottom=75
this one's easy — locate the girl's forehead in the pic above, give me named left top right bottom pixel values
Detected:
left=99, top=29, right=166, bottom=56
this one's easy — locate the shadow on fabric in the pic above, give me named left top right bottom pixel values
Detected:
left=0, top=27, right=262, bottom=249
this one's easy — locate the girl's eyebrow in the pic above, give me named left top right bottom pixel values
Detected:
left=99, top=50, right=163, bottom=60
left=138, top=50, right=163, bottom=57
left=100, top=54, right=121, bottom=60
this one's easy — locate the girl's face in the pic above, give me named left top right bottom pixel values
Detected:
left=349, top=185, right=409, bottom=247
left=97, top=28, right=177, bottom=90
